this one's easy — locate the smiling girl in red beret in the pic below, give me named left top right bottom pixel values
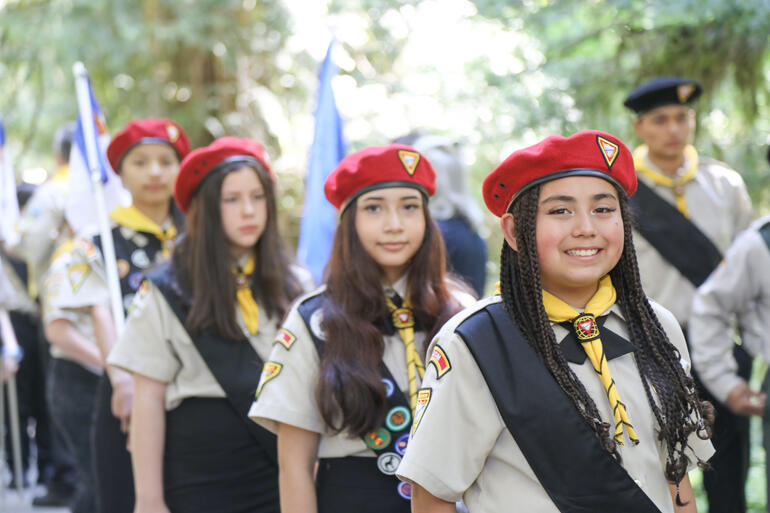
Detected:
left=250, top=144, right=475, bottom=513
left=397, top=130, right=716, bottom=513
left=53, top=117, right=189, bottom=513
left=108, top=137, right=311, bottom=513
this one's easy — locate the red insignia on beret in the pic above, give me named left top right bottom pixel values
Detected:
left=324, top=144, right=436, bottom=211
left=174, top=136, right=273, bottom=214
left=107, top=118, right=190, bottom=173
left=482, top=130, right=637, bottom=218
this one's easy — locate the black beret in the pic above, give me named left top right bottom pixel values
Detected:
left=624, top=77, right=702, bottom=114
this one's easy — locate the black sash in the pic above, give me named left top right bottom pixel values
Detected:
left=297, top=293, right=414, bottom=501
left=146, top=263, right=277, bottom=466
left=630, top=180, right=722, bottom=287
left=760, top=220, right=770, bottom=252
left=455, top=302, right=662, bottom=513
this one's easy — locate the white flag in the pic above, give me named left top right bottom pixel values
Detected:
left=0, top=117, right=20, bottom=246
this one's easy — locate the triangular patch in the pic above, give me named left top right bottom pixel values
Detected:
left=67, top=263, right=91, bottom=292
left=596, top=136, right=619, bottom=169
left=579, top=320, right=594, bottom=334
left=677, top=84, right=695, bottom=103
left=398, top=150, right=420, bottom=176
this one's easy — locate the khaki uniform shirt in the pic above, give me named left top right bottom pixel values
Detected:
left=14, top=167, right=71, bottom=296
left=40, top=242, right=101, bottom=374
left=108, top=265, right=314, bottom=411
left=0, top=256, right=35, bottom=314
left=634, top=150, right=753, bottom=325
left=397, top=296, right=714, bottom=513
left=689, top=215, right=770, bottom=403
left=249, top=277, right=475, bottom=459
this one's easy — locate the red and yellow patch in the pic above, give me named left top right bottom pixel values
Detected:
left=397, top=150, right=420, bottom=176
left=391, top=307, right=414, bottom=329
left=274, top=328, right=296, bottom=350
left=428, top=345, right=451, bottom=379
left=411, top=387, right=432, bottom=436
left=117, top=259, right=130, bottom=279
left=596, top=135, right=619, bottom=169
left=67, top=263, right=91, bottom=292
left=256, top=361, right=282, bottom=397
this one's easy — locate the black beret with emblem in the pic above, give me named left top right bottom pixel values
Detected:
left=623, top=76, right=702, bottom=114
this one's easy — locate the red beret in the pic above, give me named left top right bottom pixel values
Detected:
left=107, top=118, right=190, bottom=173
left=482, top=130, right=637, bottom=217
left=174, top=136, right=273, bottom=214
left=324, top=144, right=436, bottom=211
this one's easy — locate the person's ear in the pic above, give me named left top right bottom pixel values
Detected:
left=501, top=213, right=518, bottom=252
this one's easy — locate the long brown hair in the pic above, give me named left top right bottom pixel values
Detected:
left=317, top=197, right=464, bottom=436
left=499, top=184, right=713, bottom=500
left=172, top=160, right=302, bottom=340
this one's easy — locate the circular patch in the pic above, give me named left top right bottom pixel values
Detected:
left=309, top=308, right=326, bottom=341
left=131, top=248, right=150, bottom=269
left=376, top=452, right=401, bottom=475
left=128, top=272, right=144, bottom=291
left=385, top=406, right=411, bottom=432
left=116, top=259, right=130, bottom=279
left=395, top=433, right=409, bottom=456
left=364, top=428, right=391, bottom=451
left=391, top=307, right=414, bottom=329
left=381, top=378, right=395, bottom=398
left=397, top=481, right=412, bottom=500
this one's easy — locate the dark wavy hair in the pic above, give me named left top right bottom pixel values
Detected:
left=317, top=197, right=466, bottom=437
left=499, top=184, right=713, bottom=504
left=172, top=160, right=303, bottom=340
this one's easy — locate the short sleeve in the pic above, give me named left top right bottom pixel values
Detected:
left=397, top=328, right=503, bottom=503
left=50, top=239, right=110, bottom=310
left=248, top=300, right=327, bottom=435
left=107, top=280, right=180, bottom=383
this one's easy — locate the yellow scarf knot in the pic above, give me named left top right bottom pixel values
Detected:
left=633, top=144, right=698, bottom=218
left=234, top=254, right=259, bottom=335
left=386, top=294, right=425, bottom=413
left=542, top=275, right=639, bottom=446
left=109, top=205, right=178, bottom=257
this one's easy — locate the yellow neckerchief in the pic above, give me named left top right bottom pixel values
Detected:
left=109, top=205, right=177, bottom=257
left=633, top=144, right=698, bottom=217
left=542, top=275, right=639, bottom=446
left=52, top=164, right=70, bottom=183
left=385, top=293, right=425, bottom=413
left=234, top=254, right=259, bottom=335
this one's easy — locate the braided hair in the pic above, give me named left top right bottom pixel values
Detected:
left=499, top=184, right=714, bottom=502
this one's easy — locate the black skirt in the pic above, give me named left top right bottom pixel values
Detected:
left=316, top=457, right=411, bottom=513
left=164, top=397, right=279, bottom=513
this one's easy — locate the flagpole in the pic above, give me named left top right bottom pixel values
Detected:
left=72, top=62, right=125, bottom=335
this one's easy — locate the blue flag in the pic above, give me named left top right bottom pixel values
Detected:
left=66, top=76, right=127, bottom=236
left=297, top=41, right=347, bottom=284
left=0, top=116, right=20, bottom=245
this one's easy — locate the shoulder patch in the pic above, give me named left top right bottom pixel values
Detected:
left=67, top=263, right=91, bottom=292
left=76, top=239, right=97, bottom=259
left=397, top=149, right=420, bottom=176
left=428, top=344, right=451, bottom=379
left=274, top=328, right=296, bottom=350
left=256, top=361, right=283, bottom=397
left=410, top=387, right=432, bottom=436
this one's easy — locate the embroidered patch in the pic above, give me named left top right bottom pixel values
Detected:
left=411, top=387, right=432, bottom=436
left=385, top=406, right=411, bottom=432
left=166, top=124, right=180, bottom=142
left=382, top=377, right=395, bottom=398
left=397, top=481, right=412, bottom=500
left=76, top=239, right=97, bottom=259
left=376, top=452, right=401, bottom=475
left=67, top=264, right=91, bottom=292
left=117, top=259, right=130, bottom=279
left=391, top=307, right=414, bottom=329
left=397, top=150, right=420, bottom=176
left=255, top=361, right=282, bottom=397
left=677, top=84, right=695, bottom=103
left=131, top=248, right=150, bottom=269
left=274, top=328, right=296, bottom=350
left=596, top=135, right=619, bottom=169
left=573, top=314, right=599, bottom=342
left=428, top=345, right=451, bottom=378
left=364, top=428, right=391, bottom=450
left=395, top=433, right=410, bottom=456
